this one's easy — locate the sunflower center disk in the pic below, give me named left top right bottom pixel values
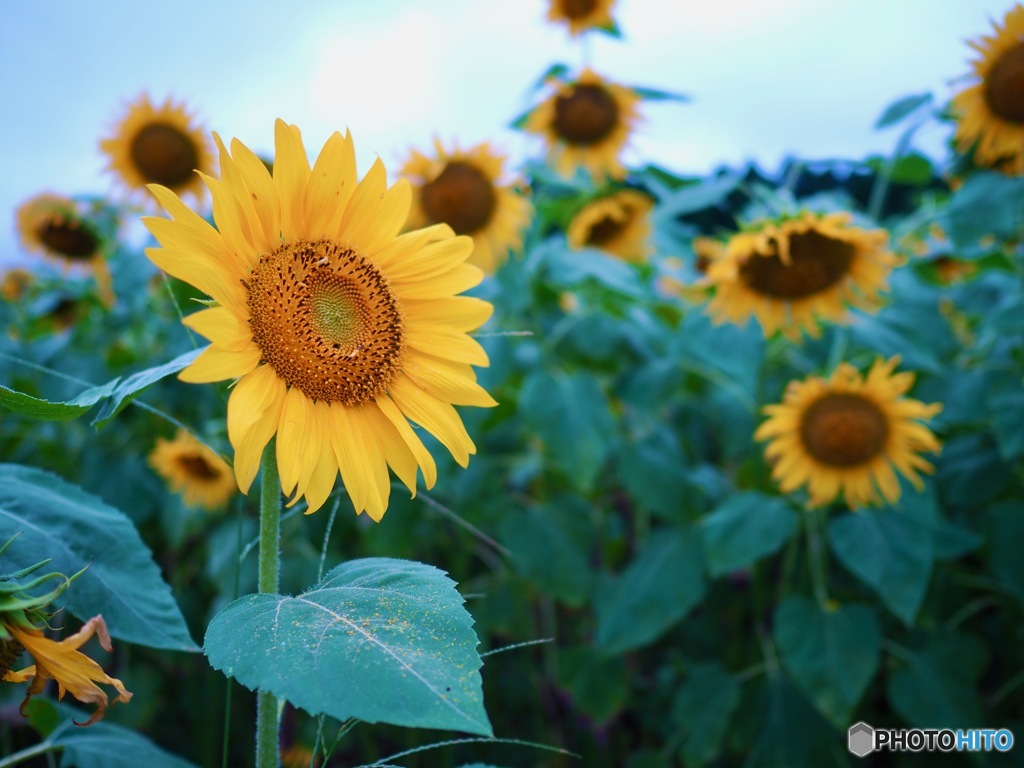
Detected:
left=554, top=85, right=619, bottom=145
left=246, top=238, right=404, bottom=406
left=129, top=123, right=200, bottom=187
left=740, top=229, right=855, bottom=299
left=986, top=43, right=1024, bottom=124
left=38, top=221, right=98, bottom=259
left=177, top=454, right=220, bottom=480
left=420, top=162, right=496, bottom=235
left=799, top=393, right=889, bottom=467
left=587, top=214, right=626, bottom=245
left=562, top=0, right=597, bottom=19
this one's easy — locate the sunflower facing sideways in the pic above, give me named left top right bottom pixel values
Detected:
left=952, top=4, right=1024, bottom=174
left=15, top=193, right=113, bottom=305
left=702, top=211, right=899, bottom=339
left=149, top=430, right=236, bottom=510
left=755, top=357, right=942, bottom=509
left=567, top=188, right=653, bottom=262
left=400, top=139, right=532, bottom=272
left=525, top=68, right=640, bottom=181
left=101, top=93, right=213, bottom=202
left=144, top=120, right=496, bottom=520
left=546, top=0, right=616, bottom=37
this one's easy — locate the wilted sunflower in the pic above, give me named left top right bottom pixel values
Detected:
left=702, top=211, right=899, bottom=339
left=3, top=614, right=132, bottom=725
left=755, top=357, right=942, bottom=509
left=15, top=194, right=112, bottom=304
left=101, top=94, right=213, bottom=201
left=567, top=189, right=653, bottom=262
left=546, top=0, right=616, bottom=37
left=400, top=139, right=532, bottom=272
left=525, top=68, right=640, bottom=181
left=149, top=430, right=235, bottom=510
left=952, top=4, right=1024, bottom=174
left=144, top=120, right=496, bottom=520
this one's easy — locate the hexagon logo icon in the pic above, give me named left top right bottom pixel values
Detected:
left=848, top=722, right=875, bottom=757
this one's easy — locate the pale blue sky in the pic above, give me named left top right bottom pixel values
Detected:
left=0, top=0, right=1010, bottom=264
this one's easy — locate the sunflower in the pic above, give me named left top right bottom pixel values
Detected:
left=1, top=269, right=34, bottom=302
left=149, top=430, right=236, bottom=510
left=702, top=211, right=899, bottom=339
left=15, top=194, right=113, bottom=304
left=143, top=120, right=496, bottom=520
left=546, top=0, right=616, bottom=37
left=567, top=189, right=652, bottom=262
left=755, top=357, right=942, bottom=509
left=525, top=68, right=640, bottom=181
left=3, top=614, right=132, bottom=726
left=101, top=93, right=213, bottom=202
left=400, top=139, right=532, bottom=272
left=952, top=4, right=1024, bottom=174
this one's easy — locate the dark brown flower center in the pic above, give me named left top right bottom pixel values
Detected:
left=739, top=228, right=855, bottom=299
left=49, top=297, right=80, bottom=329
left=800, top=393, right=889, bottom=467
left=246, top=238, right=403, bottom=406
left=985, top=43, right=1024, bottom=124
left=561, top=0, right=597, bottom=19
left=586, top=214, right=625, bottom=245
left=129, top=123, right=199, bottom=187
left=554, top=84, right=619, bottom=145
left=177, top=454, right=221, bottom=480
left=420, top=161, right=496, bottom=235
left=0, top=636, right=24, bottom=679
left=38, top=219, right=99, bottom=260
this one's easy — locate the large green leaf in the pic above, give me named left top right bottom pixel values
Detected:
left=671, top=662, right=740, bottom=767
left=556, top=645, right=629, bottom=723
left=699, top=492, right=797, bottom=578
left=499, top=504, right=592, bottom=607
left=57, top=722, right=199, bottom=768
left=826, top=503, right=933, bottom=625
left=947, top=171, right=1024, bottom=254
left=0, top=348, right=199, bottom=426
left=887, top=632, right=987, bottom=729
left=204, top=557, right=492, bottom=735
left=773, top=597, right=880, bottom=729
left=596, top=527, right=705, bottom=654
left=0, top=464, right=196, bottom=651
left=986, top=501, right=1024, bottom=604
left=743, top=677, right=837, bottom=768
left=520, top=369, right=614, bottom=493
left=874, top=91, right=933, bottom=129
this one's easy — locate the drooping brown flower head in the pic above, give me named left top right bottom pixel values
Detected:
left=546, top=0, right=617, bottom=37
left=567, top=189, right=653, bottom=262
left=702, top=211, right=899, bottom=339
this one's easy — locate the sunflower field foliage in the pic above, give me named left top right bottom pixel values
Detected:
left=3, top=2, right=1024, bottom=767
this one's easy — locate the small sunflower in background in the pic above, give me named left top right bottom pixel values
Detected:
left=101, top=94, right=213, bottom=202
left=525, top=68, right=640, bottom=181
left=0, top=269, right=34, bottom=302
left=952, top=4, right=1024, bottom=174
left=144, top=120, right=496, bottom=520
left=567, top=188, right=653, bottom=262
left=755, top=357, right=942, bottom=509
left=701, top=211, right=898, bottom=339
left=15, top=193, right=113, bottom=305
left=149, top=431, right=236, bottom=510
left=546, top=0, right=616, bottom=37
left=400, top=139, right=532, bottom=272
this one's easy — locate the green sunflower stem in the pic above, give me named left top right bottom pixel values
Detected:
left=255, top=439, right=282, bottom=768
